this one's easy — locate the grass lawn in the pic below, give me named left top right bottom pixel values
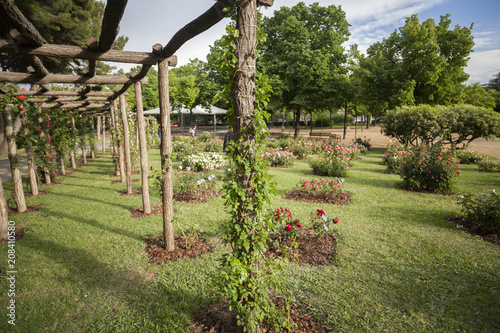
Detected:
left=0, top=147, right=499, bottom=332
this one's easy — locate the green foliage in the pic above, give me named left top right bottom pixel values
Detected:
left=310, top=209, right=339, bottom=238
left=300, top=177, right=346, bottom=197
left=196, top=131, right=216, bottom=142
left=399, top=145, right=460, bottom=192
left=459, top=190, right=500, bottom=234
left=381, top=104, right=500, bottom=147
left=462, top=83, right=496, bottom=110
left=454, top=149, right=485, bottom=164
left=203, top=138, right=223, bottom=153
left=271, top=207, right=301, bottom=248
left=310, top=151, right=350, bottom=177
left=172, top=140, right=194, bottom=160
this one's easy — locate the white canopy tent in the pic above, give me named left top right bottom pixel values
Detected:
left=143, top=105, right=228, bottom=134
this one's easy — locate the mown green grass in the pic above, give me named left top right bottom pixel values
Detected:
left=0, top=147, right=499, bottom=332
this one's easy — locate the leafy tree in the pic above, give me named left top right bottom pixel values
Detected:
left=484, top=72, right=500, bottom=91
left=357, top=14, right=474, bottom=112
left=260, top=2, right=350, bottom=137
left=169, top=59, right=216, bottom=126
left=125, top=66, right=159, bottom=112
left=463, top=83, right=496, bottom=110
left=0, top=0, right=127, bottom=74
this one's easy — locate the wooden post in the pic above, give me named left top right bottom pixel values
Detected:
left=158, top=59, right=174, bottom=251
left=81, top=138, right=87, bottom=164
left=0, top=176, right=9, bottom=242
left=102, top=116, right=106, bottom=154
left=60, top=156, right=66, bottom=176
left=119, top=94, right=132, bottom=194
left=113, top=100, right=125, bottom=182
left=38, top=107, right=51, bottom=184
left=70, top=116, right=77, bottom=169
left=19, top=107, right=38, bottom=195
left=96, top=115, right=101, bottom=140
left=3, top=106, right=26, bottom=213
left=135, top=81, right=151, bottom=214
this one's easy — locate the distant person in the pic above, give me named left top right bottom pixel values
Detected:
left=189, top=127, right=194, bottom=137
left=193, top=125, right=197, bottom=136
left=223, top=130, right=233, bottom=154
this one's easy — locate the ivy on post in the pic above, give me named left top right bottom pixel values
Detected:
left=119, top=94, right=132, bottom=194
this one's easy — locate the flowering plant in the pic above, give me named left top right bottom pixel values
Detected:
left=310, top=151, right=350, bottom=177
left=399, top=145, right=460, bottom=192
left=272, top=207, right=301, bottom=246
left=180, top=152, right=225, bottom=172
left=300, top=177, right=345, bottom=197
left=458, top=190, right=500, bottom=234
left=203, top=137, right=224, bottom=153
left=382, top=147, right=412, bottom=174
left=261, top=148, right=295, bottom=167
left=478, top=158, right=500, bottom=172
left=310, top=209, right=339, bottom=237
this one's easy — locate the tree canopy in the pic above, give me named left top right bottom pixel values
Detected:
left=260, top=2, right=350, bottom=137
left=355, top=14, right=474, bottom=114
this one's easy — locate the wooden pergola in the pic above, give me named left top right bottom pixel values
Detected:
left=0, top=0, right=273, bottom=250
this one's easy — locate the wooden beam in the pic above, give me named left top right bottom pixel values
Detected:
left=12, top=90, right=126, bottom=97
left=29, top=96, right=109, bottom=103
left=0, top=0, right=46, bottom=46
left=0, top=39, right=177, bottom=66
left=0, top=72, right=148, bottom=85
left=40, top=103, right=109, bottom=109
left=99, top=0, right=128, bottom=51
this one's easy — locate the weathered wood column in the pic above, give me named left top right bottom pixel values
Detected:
left=134, top=81, right=151, bottom=214
left=0, top=176, right=9, bottom=242
left=102, top=116, right=106, bottom=155
left=96, top=116, right=101, bottom=140
left=3, top=106, right=26, bottom=213
left=70, top=116, right=77, bottom=169
left=158, top=59, right=174, bottom=251
left=119, top=94, right=132, bottom=194
left=38, top=107, right=51, bottom=183
left=112, top=100, right=125, bottom=182
left=19, top=107, right=38, bottom=195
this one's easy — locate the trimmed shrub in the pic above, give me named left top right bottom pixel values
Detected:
left=399, top=145, right=461, bottom=192
left=262, top=148, right=295, bottom=167
left=459, top=190, right=500, bottom=234
left=382, top=147, right=412, bottom=174
left=310, top=151, right=350, bottom=177
left=180, top=152, right=225, bottom=172
left=478, top=158, right=500, bottom=172
left=455, top=150, right=485, bottom=164
left=172, top=140, right=194, bottom=160
left=203, top=138, right=224, bottom=152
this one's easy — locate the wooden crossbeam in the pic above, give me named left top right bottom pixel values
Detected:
left=0, top=39, right=177, bottom=66
left=0, top=72, right=148, bottom=85
left=29, top=96, right=109, bottom=103
left=11, top=90, right=127, bottom=97
left=40, top=103, right=109, bottom=110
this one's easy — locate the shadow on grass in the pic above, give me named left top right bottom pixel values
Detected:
left=42, top=208, right=144, bottom=241
left=21, top=235, right=208, bottom=330
left=48, top=191, right=133, bottom=210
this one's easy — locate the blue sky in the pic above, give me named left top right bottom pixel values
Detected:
left=113, top=0, right=500, bottom=84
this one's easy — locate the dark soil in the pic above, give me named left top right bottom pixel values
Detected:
left=144, top=233, right=213, bottom=264
left=267, top=229, right=337, bottom=266
left=8, top=204, right=42, bottom=216
left=174, top=190, right=220, bottom=203
left=24, top=190, right=50, bottom=197
left=283, top=189, right=352, bottom=205
left=39, top=179, right=64, bottom=186
left=110, top=179, right=138, bottom=185
left=475, top=169, right=500, bottom=173
left=63, top=171, right=75, bottom=176
left=447, top=216, right=499, bottom=245
left=130, top=205, right=163, bottom=218
left=190, top=294, right=327, bottom=333
left=118, top=189, right=142, bottom=196
left=398, top=183, right=453, bottom=195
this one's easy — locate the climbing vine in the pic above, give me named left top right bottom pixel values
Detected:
left=215, top=6, right=292, bottom=331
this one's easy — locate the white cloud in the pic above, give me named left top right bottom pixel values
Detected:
left=466, top=49, right=500, bottom=84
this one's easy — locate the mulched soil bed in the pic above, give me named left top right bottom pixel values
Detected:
left=398, top=183, right=452, bottom=195
left=447, top=216, right=499, bottom=245
left=117, top=189, right=142, bottom=196
left=24, top=190, right=50, bottom=197
left=63, top=171, right=75, bottom=176
left=144, top=233, right=212, bottom=264
left=174, top=190, right=220, bottom=203
left=130, top=205, right=163, bottom=218
left=283, top=189, right=352, bottom=205
left=39, top=179, right=64, bottom=186
left=190, top=294, right=326, bottom=333
left=267, top=229, right=337, bottom=266
left=475, top=169, right=500, bottom=173
left=110, top=179, right=138, bottom=185
left=8, top=204, right=42, bottom=216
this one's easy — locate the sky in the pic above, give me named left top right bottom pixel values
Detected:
left=108, top=0, right=500, bottom=85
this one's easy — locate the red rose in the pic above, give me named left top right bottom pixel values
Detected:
left=18, top=95, right=25, bottom=100
left=334, top=218, right=339, bottom=224
left=297, top=222, right=302, bottom=228
left=286, top=224, right=292, bottom=231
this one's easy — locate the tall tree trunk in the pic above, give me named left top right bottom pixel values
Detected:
left=309, top=111, right=313, bottom=135
left=158, top=59, right=174, bottom=251
left=0, top=176, right=9, bottom=242
left=330, top=109, right=333, bottom=129
left=281, top=109, right=285, bottom=132
left=119, top=94, right=132, bottom=194
left=343, top=102, right=348, bottom=140
left=294, top=108, right=301, bottom=138
left=3, top=106, right=26, bottom=213
left=135, top=81, right=151, bottom=214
